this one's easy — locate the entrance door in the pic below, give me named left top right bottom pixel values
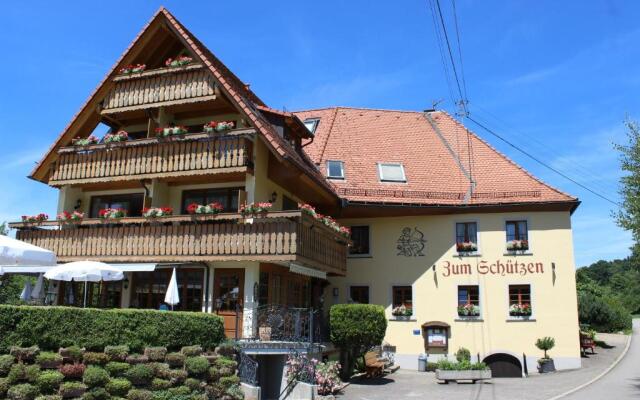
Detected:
left=214, top=268, right=245, bottom=339
left=483, top=353, right=523, bottom=377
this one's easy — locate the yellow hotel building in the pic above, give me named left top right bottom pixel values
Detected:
left=9, top=7, right=580, bottom=389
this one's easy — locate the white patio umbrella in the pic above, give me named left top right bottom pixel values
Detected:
left=19, top=279, right=32, bottom=301
left=30, top=274, right=45, bottom=300
left=164, top=268, right=180, bottom=310
left=44, top=261, right=124, bottom=307
left=0, top=235, right=56, bottom=266
left=0, top=266, right=4, bottom=276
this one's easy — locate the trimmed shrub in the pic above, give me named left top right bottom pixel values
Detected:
left=58, top=363, right=86, bottom=379
left=59, top=381, right=87, bottom=398
left=150, top=377, right=171, bottom=391
left=0, top=306, right=224, bottom=353
left=215, top=340, right=238, bottom=358
left=10, top=346, right=40, bottom=362
left=126, top=388, right=153, bottom=400
left=105, top=362, right=130, bottom=377
left=143, top=347, right=167, bottom=362
left=165, top=353, right=185, bottom=368
left=219, top=375, right=240, bottom=389
left=7, top=383, right=39, bottom=400
left=455, top=347, right=471, bottom=363
left=125, top=354, right=149, bottom=365
left=83, top=352, right=109, bottom=366
left=0, top=354, right=15, bottom=376
left=168, top=385, right=191, bottom=396
left=35, top=396, right=63, bottom=400
left=213, top=357, right=237, bottom=370
left=184, top=357, right=209, bottom=377
left=168, top=369, right=187, bottom=385
left=185, top=377, right=203, bottom=392
left=124, top=364, right=154, bottom=386
left=83, top=366, right=110, bottom=388
left=426, top=362, right=438, bottom=372
left=180, top=346, right=203, bottom=357
left=105, top=346, right=129, bottom=362
left=82, top=387, right=110, bottom=400
left=208, top=367, right=220, bottom=381
left=8, top=364, right=41, bottom=384
left=58, top=346, right=83, bottom=363
left=105, top=378, right=132, bottom=397
left=35, top=370, right=64, bottom=394
left=36, top=352, right=63, bottom=369
left=0, top=377, right=8, bottom=397
left=329, top=304, right=387, bottom=378
left=147, top=363, right=170, bottom=379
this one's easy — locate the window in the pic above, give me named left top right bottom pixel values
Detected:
left=89, top=193, right=144, bottom=218
left=506, top=220, right=529, bottom=251
left=326, top=160, right=345, bottom=179
left=282, top=195, right=298, bottom=211
left=392, top=286, right=413, bottom=314
left=456, top=222, right=478, bottom=253
left=508, top=284, right=532, bottom=317
left=377, top=162, right=406, bottom=182
left=457, top=285, right=480, bottom=317
left=131, top=268, right=204, bottom=311
left=349, top=286, right=369, bottom=304
left=303, top=118, right=319, bottom=134
left=181, top=187, right=242, bottom=213
left=349, top=226, right=370, bottom=256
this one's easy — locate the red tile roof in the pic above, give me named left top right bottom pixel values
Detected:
left=294, top=107, right=577, bottom=207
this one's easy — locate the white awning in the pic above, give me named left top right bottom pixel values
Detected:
left=289, top=263, right=327, bottom=280
left=107, top=264, right=157, bottom=272
left=1, top=263, right=157, bottom=274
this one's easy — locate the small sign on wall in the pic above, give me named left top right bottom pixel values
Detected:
left=413, top=329, right=421, bottom=336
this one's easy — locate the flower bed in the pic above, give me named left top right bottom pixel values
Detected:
left=509, top=303, right=532, bottom=317
left=118, top=63, right=146, bottom=74
left=285, top=353, right=342, bottom=396
left=142, top=207, right=173, bottom=218
left=57, top=211, right=84, bottom=223
left=165, top=56, right=193, bottom=67
left=506, top=239, right=529, bottom=251
left=103, top=130, right=129, bottom=143
left=240, top=202, right=272, bottom=216
left=457, top=303, right=480, bottom=317
left=155, top=126, right=188, bottom=137
left=21, top=214, right=48, bottom=224
left=187, top=202, right=224, bottom=215
left=98, top=208, right=126, bottom=220
left=203, top=120, right=235, bottom=133
left=71, top=135, right=99, bottom=146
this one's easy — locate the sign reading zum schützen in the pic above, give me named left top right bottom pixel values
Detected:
left=441, top=259, right=545, bottom=277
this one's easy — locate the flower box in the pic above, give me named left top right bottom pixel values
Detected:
left=119, top=63, right=146, bottom=74
left=99, top=208, right=126, bottom=220
left=240, top=202, right=273, bottom=216
left=204, top=120, right=235, bottom=133
left=457, top=303, right=480, bottom=317
left=165, top=56, right=193, bottom=67
left=155, top=126, right=188, bottom=137
left=21, top=213, right=49, bottom=224
left=142, top=207, right=173, bottom=218
left=391, top=305, right=413, bottom=318
left=509, top=303, right=532, bottom=317
left=435, top=369, right=492, bottom=383
left=506, top=239, right=529, bottom=251
left=456, top=241, right=478, bottom=253
left=72, top=135, right=99, bottom=146
left=538, top=358, right=555, bottom=373
left=57, top=211, right=84, bottom=224
left=104, top=130, right=129, bottom=143
left=187, top=202, right=224, bottom=215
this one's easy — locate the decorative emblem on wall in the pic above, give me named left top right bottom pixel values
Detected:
left=397, top=227, right=426, bottom=257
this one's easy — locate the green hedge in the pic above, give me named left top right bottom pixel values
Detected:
left=0, top=306, right=225, bottom=353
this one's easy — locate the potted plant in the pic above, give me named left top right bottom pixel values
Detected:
left=506, top=239, right=529, bottom=251
left=155, top=125, right=188, bottom=138
left=165, top=55, right=193, bottom=67
left=98, top=208, right=126, bottom=220
left=118, top=64, right=146, bottom=74
left=509, top=303, right=532, bottom=318
left=456, top=241, right=478, bottom=253
left=391, top=305, right=412, bottom=320
left=203, top=120, right=235, bottom=133
left=57, top=211, right=84, bottom=224
left=186, top=202, right=224, bottom=216
left=21, top=213, right=49, bottom=225
left=457, top=302, right=480, bottom=318
left=103, top=130, right=129, bottom=143
left=240, top=202, right=273, bottom=216
left=434, top=356, right=491, bottom=383
left=536, top=337, right=556, bottom=373
left=298, top=203, right=318, bottom=218
left=72, top=135, right=99, bottom=146
left=142, top=207, right=173, bottom=218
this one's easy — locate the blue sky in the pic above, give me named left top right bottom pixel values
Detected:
left=0, top=1, right=637, bottom=267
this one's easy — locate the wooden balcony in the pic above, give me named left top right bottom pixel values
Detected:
left=49, top=130, right=254, bottom=186
left=102, top=64, right=217, bottom=114
left=11, top=211, right=347, bottom=276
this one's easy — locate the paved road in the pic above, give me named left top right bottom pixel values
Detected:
left=563, top=319, right=639, bottom=400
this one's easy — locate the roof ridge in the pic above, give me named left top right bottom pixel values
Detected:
left=293, top=106, right=423, bottom=114
left=434, top=110, right=576, bottom=201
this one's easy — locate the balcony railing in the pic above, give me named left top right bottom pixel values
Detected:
left=103, top=64, right=217, bottom=114
left=249, top=305, right=327, bottom=343
left=49, top=130, right=254, bottom=186
left=10, top=211, right=347, bottom=276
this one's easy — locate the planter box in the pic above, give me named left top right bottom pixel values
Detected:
left=435, top=369, right=492, bottom=383
left=538, top=359, right=556, bottom=373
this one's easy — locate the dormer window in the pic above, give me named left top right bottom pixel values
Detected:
left=326, top=160, right=345, bottom=179
left=377, top=162, right=406, bottom=183
left=303, top=118, right=320, bottom=135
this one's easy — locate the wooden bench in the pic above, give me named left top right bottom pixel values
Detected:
left=580, top=332, right=596, bottom=355
left=364, top=351, right=385, bottom=378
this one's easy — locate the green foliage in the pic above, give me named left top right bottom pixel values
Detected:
left=219, top=375, right=240, bottom=388
left=577, top=277, right=633, bottom=332
left=59, top=346, right=84, bottom=363
left=329, top=304, right=387, bottom=377
left=105, top=378, right=132, bottom=397
left=455, top=347, right=471, bottom=363
left=0, top=306, right=224, bottom=353
left=0, top=377, right=9, bottom=397
left=435, top=359, right=488, bottom=371
left=168, top=385, right=191, bottom=396
left=58, top=363, right=86, bottom=379
left=184, top=377, right=202, bottom=392
left=214, top=340, right=238, bottom=358
left=10, top=346, right=40, bottom=362
left=82, top=387, right=110, bottom=400
left=126, top=388, right=153, bottom=400
left=150, top=377, right=171, bottom=391
left=165, top=353, right=185, bottom=368
left=59, top=381, right=87, bottom=397
left=615, top=119, right=640, bottom=255
left=125, top=354, right=149, bottom=365
left=35, top=371, right=64, bottom=394
left=168, top=369, right=187, bottom=385
left=0, top=354, right=15, bottom=376
left=105, top=362, right=130, bottom=377
left=7, top=383, right=39, bottom=400
left=143, top=347, right=167, bottom=362
left=426, top=362, right=438, bottom=372
left=8, top=364, right=41, bottom=384
left=213, top=357, right=236, bottom=370
left=0, top=275, right=32, bottom=306
left=35, top=396, right=62, bottom=400
left=84, top=352, right=110, bottom=366
left=184, top=357, right=209, bottom=377
left=105, top=346, right=130, bottom=362
left=180, top=346, right=203, bottom=357
left=147, top=363, right=170, bottom=379
left=124, top=364, right=154, bottom=386
left=83, top=366, right=110, bottom=388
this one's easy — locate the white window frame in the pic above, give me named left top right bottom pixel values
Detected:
left=389, top=283, right=416, bottom=320
left=503, top=216, right=533, bottom=255
left=303, top=118, right=320, bottom=134
left=455, top=284, right=483, bottom=320
left=453, top=220, right=481, bottom=256
left=506, top=283, right=536, bottom=321
left=377, top=162, right=407, bottom=183
left=326, top=160, right=345, bottom=180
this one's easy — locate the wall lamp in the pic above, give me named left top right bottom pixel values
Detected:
left=270, top=191, right=278, bottom=203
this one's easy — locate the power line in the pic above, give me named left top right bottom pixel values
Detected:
left=450, top=0, right=468, bottom=101
left=427, top=0, right=457, bottom=108
left=467, top=116, right=620, bottom=206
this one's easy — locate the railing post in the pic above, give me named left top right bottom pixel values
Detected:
left=235, top=302, right=240, bottom=341
left=309, top=308, right=314, bottom=344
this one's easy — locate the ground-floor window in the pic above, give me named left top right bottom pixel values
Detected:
left=508, top=284, right=532, bottom=317
left=392, top=286, right=413, bottom=315
left=457, top=285, right=480, bottom=317
left=349, top=286, right=369, bottom=304
left=131, top=268, right=204, bottom=311
left=58, top=281, right=122, bottom=308
left=258, top=265, right=311, bottom=308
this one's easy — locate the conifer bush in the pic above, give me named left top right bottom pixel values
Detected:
left=35, top=371, right=64, bottom=394
left=105, top=378, right=132, bottom=397
left=83, top=366, right=110, bottom=388
left=7, top=382, right=39, bottom=400
left=105, top=362, right=130, bottom=377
